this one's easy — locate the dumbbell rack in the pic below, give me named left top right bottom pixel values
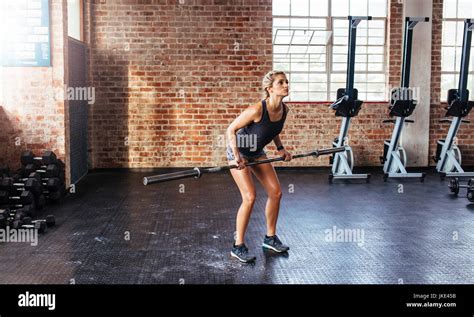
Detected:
left=435, top=19, right=474, bottom=179
left=329, top=16, right=371, bottom=181
left=0, top=150, right=64, bottom=231
left=382, top=17, right=428, bottom=181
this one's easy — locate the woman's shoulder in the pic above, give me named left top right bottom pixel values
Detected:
left=246, top=100, right=264, bottom=121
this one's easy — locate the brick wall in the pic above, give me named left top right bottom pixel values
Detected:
left=0, top=0, right=69, bottom=177
left=85, top=0, right=273, bottom=168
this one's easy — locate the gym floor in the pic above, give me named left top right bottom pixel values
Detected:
left=1, top=168, right=473, bottom=284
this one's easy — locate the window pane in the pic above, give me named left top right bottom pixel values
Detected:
left=333, top=46, right=348, bottom=54
left=331, top=0, right=349, bottom=16
left=290, top=73, right=307, bottom=82
left=331, top=74, right=346, bottom=82
left=443, top=0, right=457, bottom=18
left=309, top=93, right=328, bottom=100
left=291, top=17, right=309, bottom=28
left=471, top=50, right=474, bottom=72
left=367, top=74, right=385, bottom=82
left=288, top=46, right=308, bottom=53
left=307, top=45, right=326, bottom=53
left=333, top=63, right=347, bottom=71
left=454, top=46, right=462, bottom=72
left=368, top=37, right=384, bottom=45
left=369, top=63, right=384, bottom=71
left=274, top=45, right=289, bottom=53
left=292, top=82, right=309, bottom=91
left=355, top=63, right=367, bottom=71
left=291, top=58, right=308, bottom=71
left=333, top=54, right=347, bottom=63
left=367, top=92, right=385, bottom=100
left=357, top=37, right=367, bottom=45
left=469, top=75, right=474, bottom=94
left=309, top=18, right=327, bottom=28
left=442, top=47, right=456, bottom=72
left=291, top=0, right=309, bottom=16
left=355, top=55, right=366, bottom=63
left=458, top=0, right=474, bottom=19
left=351, top=0, right=368, bottom=16
left=441, top=74, right=456, bottom=101
left=309, top=82, right=327, bottom=91
left=274, top=18, right=290, bottom=27
left=369, top=54, right=384, bottom=63
left=309, top=73, right=327, bottom=82
left=368, top=46, right=384, bottom=54
left=367, top=83, right=385, bottom=92
left=273, top=0, right=291, bottom=15
left=310, top=0, right=328, bottom=16
left=442, top=21, right=456, bottom=46
left=456, top=21, right=464, bottom=46
left=368, top=0, right=387, bottom=17
left=291, top=92, right=309, bottom=100
left=67, top=0, right=82, bottom=41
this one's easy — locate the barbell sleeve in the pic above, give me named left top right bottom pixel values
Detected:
left=143, top=167, right=201, bottom=185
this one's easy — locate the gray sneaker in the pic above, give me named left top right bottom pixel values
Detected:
left=231, top=243, right=256, bottom=263
left=262, top=235, right=289, bottom=253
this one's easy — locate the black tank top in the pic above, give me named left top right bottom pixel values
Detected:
left=236, top=99, right=287, bottom=156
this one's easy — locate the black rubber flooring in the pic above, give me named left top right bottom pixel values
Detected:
left=0, top=168, right=473, bottom=284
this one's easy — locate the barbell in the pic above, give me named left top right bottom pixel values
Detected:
left=143, top=146, right=346, bottom=185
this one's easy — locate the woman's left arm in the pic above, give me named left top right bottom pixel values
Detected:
left=273, top=135, right=292, bottom=161
left=273, top=135, right=283, bottom=149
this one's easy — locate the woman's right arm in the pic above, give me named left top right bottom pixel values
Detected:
left=226, top=104, right=261, bottom=168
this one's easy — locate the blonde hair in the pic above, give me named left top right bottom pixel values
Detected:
left=262, top=70, right=287, bottom=98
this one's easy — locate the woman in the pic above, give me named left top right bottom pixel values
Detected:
left=226, top=70, right=292, bottom=263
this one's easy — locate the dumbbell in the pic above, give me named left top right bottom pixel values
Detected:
left=21, top=150, right=57, bottom=166
left=448, top=178, right=473, bottom=195
left=0, top=206, right=32, bottom=221
left=449, top=178, right=474, bottom=202
left=0, top=190, right=38, bottom=212
left=0, top=190, right=35, bottom=206
left=23, top=215, right=55, bottom=228
left=0, top=177, right=43, bottom=197
left=13, top=172, right=64, bottom=199
left=0, top=208, right=28, bottom=229
left=23, top=163, right=62, bottom=178
left=18, top=220, right=47, bottom=233
left=1, top=176, right=47, bottom=208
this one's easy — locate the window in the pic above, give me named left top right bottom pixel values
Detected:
left=272, top=0, right=388, bottom=102
left=68, top=0, right=83, bottom=41
left=441, top=0, right=474, bottom=102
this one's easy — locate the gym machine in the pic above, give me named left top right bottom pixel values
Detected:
left=329, top=16, right=371, bottom=181
left=434, top=19, right=474, bottom=179
left=381, top=17, right=429, bottom=181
